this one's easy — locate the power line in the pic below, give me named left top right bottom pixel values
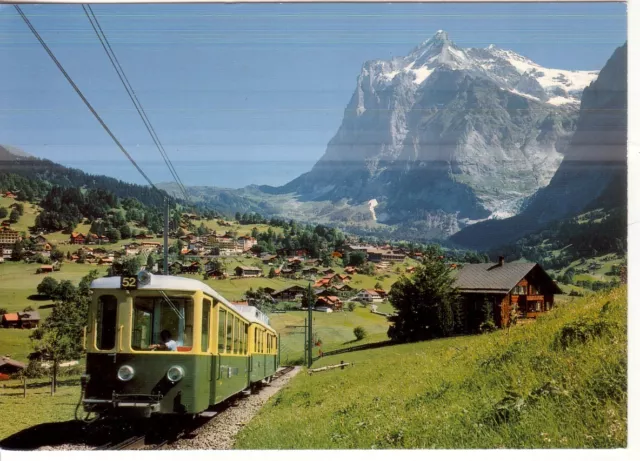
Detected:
left=82, top=4, right=190, bottom=202
left=13, top=4, right=158, bottom=191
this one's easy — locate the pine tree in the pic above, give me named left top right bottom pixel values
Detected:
left=387, top=258, right=459, bottom=342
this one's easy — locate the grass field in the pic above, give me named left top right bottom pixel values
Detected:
left=0, top=375, right=82, bottom=440
left=235, top=287, right=627, bottom=449
left=0, top=262, right=109, bottom=362
left=270, top=307, right=391, bottom=364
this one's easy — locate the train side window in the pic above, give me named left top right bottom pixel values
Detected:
left=96, top=295, right=118, bottom=350
left=218, top=308, right=226, bottom=353
left=244, top=324, right=249, bottom=354
left=226, top=314, right=233, bottom=353
left=202, top=299, right=211, bottom=352
left=232, top=316, right=238, bottom=354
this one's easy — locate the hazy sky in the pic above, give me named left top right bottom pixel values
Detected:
left=0, top=3, right=627, bottom=188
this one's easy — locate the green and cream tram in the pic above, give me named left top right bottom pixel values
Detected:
left=81, top=272, right=279, bottom=418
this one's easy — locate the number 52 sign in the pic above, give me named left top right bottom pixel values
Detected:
left=120, top=276, right=138, bottom=290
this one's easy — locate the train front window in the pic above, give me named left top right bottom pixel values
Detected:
left=131, top=296, right=194, bottom=351
left=96, top=295, right=118, bottom=350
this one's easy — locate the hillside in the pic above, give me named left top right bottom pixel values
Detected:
left=235, top=287, right=626, bottom=449
left=0, top=145, right=170, bottom=209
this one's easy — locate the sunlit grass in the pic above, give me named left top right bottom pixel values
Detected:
left=236, top=288, right=627, bottom=449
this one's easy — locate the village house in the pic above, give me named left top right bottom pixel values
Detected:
left=315, top=295, right=343, bottom=311
left=0, top=356, right=26, bottom=376
left=3, top=191, right=17, bottom=199
left=1, top=311, right=40, bottom=329
left=0, top=227, right=20, bottom=245
left=453, top=257, right=563, bottom=328
left=331, top=273, right=351, bottom=284
left=272, top=285, right=307, bottom=302
left=367, top=249, right=406, bottom=263
left=356, top=289, right=384, bottom=303
left=1, top=220, right=11, bottom=227
left=234, top=266, right=262, bottom=278
left=313, top=277, right=332, bottom=288
left=135, top=233, right=155, bottom=240
left=70, top=232, right=85, bottom=245
left=344, top=266, right=358, bottom=275
left=262, top=254, right=278, bottom=264
left=188, top=241, right=206, bottom=253
left=18, top=311, right=40, bottom=329
left=333, top=284, right=355, bottom=292
left=39, top=265, right=54, bottom=273
left=280, top=269, right=297, bottom=279
left=1, top=313, right=19, bottom=328
left=302, top=267, right=320, bottom=277
left=2, top=247, right=13, bottom=258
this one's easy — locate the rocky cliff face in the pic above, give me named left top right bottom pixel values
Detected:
left=450, top=43, right=627, bottom=249
left=271, top=31, right=597, bottom=236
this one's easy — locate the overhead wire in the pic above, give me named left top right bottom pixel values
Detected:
left=13, top=4, right=158, bottom=191
left=82, top=4, right=190, bottom=202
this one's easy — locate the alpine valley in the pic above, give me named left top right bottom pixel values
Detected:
left=159, top=31, right=626, bottom=249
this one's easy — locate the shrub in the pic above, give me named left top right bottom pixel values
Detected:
left=353, top=326, right=367, bottom=341
left=553, top=316, right=613, bottom=350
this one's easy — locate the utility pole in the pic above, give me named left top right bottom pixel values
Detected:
left=307, top=284, right=313, bottom=367
left=163, top=197, right=169, bottom=275
left=303, top=317, right=307, bottom=364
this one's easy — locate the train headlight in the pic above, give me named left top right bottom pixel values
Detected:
left=117, top=365, right=135, bottom=382
left=167, top=365, right=185, bottom=383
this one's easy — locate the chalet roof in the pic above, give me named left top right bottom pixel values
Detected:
left=3, top=313, right=19, bottom=322
left=453, top=262, right=562, bottom=294
left=19, top=311, right=40, bottom=321
left=272, top=286, right=306, bottom=296
left=236, top=266, right=261, bottom=271
left=0, top=356, right=26, bottom=369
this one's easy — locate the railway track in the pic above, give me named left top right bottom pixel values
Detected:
left=94, top=366, right=297, bottom=450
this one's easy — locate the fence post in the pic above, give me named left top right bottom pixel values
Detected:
left=340, top=360, right=345, bottom=370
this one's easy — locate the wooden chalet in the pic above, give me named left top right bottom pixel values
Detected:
left=234, top=266, right=262, bottom=278
left=206, top=269, right=227, bottom=279
left=313, top=278, right=332, bottom=288
left=1, top=313, right=19, bottom=328
left=70, top=232, right=85, bottom=245
left=18, top=311, right=40, bottom=329
left=302, top=267, right=320, bottom=277
left=0, top=356, right=26, bottom=375
left=272, top=285, right=306, bottom=302
left=453, top=257, right=562, bottom=328
left=315, top=295, right=343, bottom=311
left=3, top=192, right=17, bottom=199
left=280, top=269, right=297, bottom=279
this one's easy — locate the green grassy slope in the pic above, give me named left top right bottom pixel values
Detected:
left=235, top=287, right=627, bottom=449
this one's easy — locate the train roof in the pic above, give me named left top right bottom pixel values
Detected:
left=90, top=275, right=273, bottom=330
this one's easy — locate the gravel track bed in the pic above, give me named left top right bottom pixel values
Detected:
left=165, top=366, right=301, bottom=450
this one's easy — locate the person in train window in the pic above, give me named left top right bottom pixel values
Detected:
left=150, top=330, right=178, bottom=351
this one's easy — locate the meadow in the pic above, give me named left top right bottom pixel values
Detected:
left=235, top=287, right=627, bottom=449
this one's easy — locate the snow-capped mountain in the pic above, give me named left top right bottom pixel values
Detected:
left=378, top=31, right=597, bottom=106
left=268, top=30, right=601, bottom=238
left=451, top=42, right=627, bottom=250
